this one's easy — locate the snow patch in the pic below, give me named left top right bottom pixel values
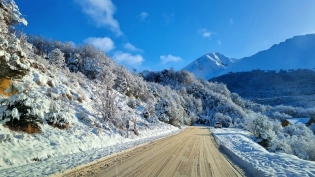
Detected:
left=212, top=128, right=315, bottom=177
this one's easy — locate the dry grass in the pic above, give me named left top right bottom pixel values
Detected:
left=7, top=123, right=41, bottom=134
left=30, top=62, right=46, bottom=73
left=31, top=157, right=42, bottom=162
left=47, top=80, right=54, bottom=87
left=48, top=122, right=70, bottom=130
left=62, top=93, right=72, bottom=100
left=77, top=96, right=84, bottom=103
left=66, top=94, right=72, bottom=100
left=37, top=81, right=42, bottom=86
left=0, top=78, right=11, bottom=96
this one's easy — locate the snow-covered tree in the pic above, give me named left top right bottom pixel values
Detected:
left=0, top=0, right=27, bottom=33
left=48, top=48, right=65, bottom=68
left=0, top=0, right=29, bottom=79
left=93, top=88, right=119, bottom=123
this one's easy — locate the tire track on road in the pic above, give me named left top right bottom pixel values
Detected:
left=59, top=126, right=244, bottom=177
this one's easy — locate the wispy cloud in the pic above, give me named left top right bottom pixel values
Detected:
left=160, top=54, right=182, bottom=64
left=198, top=28, right=212, bottom=38
left=140, top=12, right=148, bottom=21
left=229, top=18, right=234, bottom=25
left=218, top=40, right=222, bottom=45
left=163, top=13, right=174, bottom=25
left=123, top=42, right=142, bottom=52
left=113, top=51, right=144, bottom=67
left=85, top=37, right=115, bottom=52
left=75, top=0, right=122, bottom=36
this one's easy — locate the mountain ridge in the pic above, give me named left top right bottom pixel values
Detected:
left=183, top=34, right=315, bottom=79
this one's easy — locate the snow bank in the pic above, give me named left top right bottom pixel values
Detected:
left=212, top=128, right=315, bottom=177
left=0, top=124, right=182, bottom=177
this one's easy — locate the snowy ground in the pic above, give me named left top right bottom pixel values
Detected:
left=0, top=59, right=183, bottom=176
left=0, top=123, right=181, bottom=177
left=211, top=127, right=315, bottom=177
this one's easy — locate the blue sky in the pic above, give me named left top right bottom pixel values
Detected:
left=15, top=0, right=315, bottom=71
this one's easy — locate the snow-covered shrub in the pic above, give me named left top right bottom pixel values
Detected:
left=67, top=53, right=80, bottom=72
left=155, top=98, right=171, bottom=122
left=283, top=123, right=314, bottom=138
left=288, top=135, right=315, bottom=161
left=46, top=111, right=70, bottom=129
left=46, top=101, right=70, bottom=129
left=244, top=115, right=275, bottom=148
left=1, top=93, right=43, bottom=133
left=154, top=97, right=183, bottom=126
left=268, top=120, right=289, bottom=152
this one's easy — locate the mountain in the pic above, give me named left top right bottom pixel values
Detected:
left=183, top=34, right=315, bottom=79
left=222, top=34, right=315, bottom=75
left=182, top=52, right=236, bottom=79
left=208, top=34, right=315, bottom=107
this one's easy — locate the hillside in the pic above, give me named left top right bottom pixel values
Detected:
left=210, top=69, right=315, bottom=107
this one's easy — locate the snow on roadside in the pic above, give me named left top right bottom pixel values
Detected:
left=0, top=125, right=182, bottom=177
left=211, top=127, right=315, bottom=177
left=0, top=61, right=182, bottom=177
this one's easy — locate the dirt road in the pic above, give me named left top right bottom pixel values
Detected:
left=59, top=126, right=244, bottom=177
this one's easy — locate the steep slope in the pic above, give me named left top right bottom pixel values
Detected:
left=182, top=52, right=236, bottom=79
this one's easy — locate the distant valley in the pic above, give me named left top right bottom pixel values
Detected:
left=210, top=69, right=315, bottom=107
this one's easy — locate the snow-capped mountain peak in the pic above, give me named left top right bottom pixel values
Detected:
left=183, top=34, right=315, bottom=80
left=182, top=52, right=236, bottom=79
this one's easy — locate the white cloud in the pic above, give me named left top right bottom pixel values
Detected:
left=229, top=18, right=234, bottom=25
left=124, top=42, right=142, bottom=52
left=75, top=0, right=122, bottom=36
left=163, top=13, right=174, bottom=25
left=198, top=28, right=212, bottom=38
left=113, top=51, right=144, bottom=66
left=85, top=37, right=115, bottom=52
left=218, top=40, right=222, bottom=45
left=140, top=12, right=148, bottom=21
left=203, top=32, right=211, bottom=37
left=160, top=54, right=182, bottom=64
